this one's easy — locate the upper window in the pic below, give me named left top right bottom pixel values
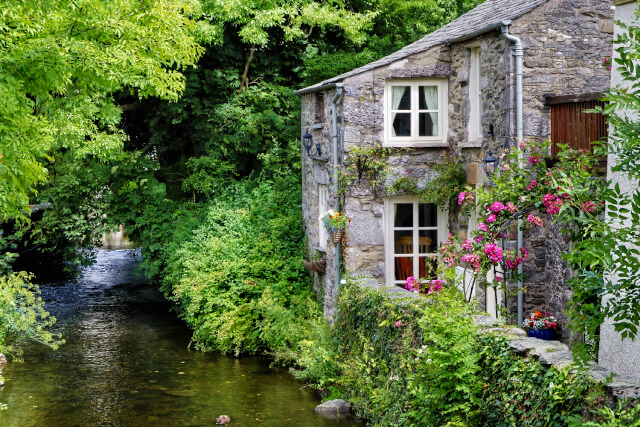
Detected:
left=384, top=79, right=448, bottom=146
left=384, top=198, right=448, bottom=286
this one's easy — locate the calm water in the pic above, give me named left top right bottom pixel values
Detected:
left=0, top=250, right=355, bottom=427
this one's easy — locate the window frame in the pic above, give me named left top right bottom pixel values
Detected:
left=318, top=184, right=329, bottom=249
left=384, top=79, right=449, bottom=147
left=469, top=46, right=483, bottom=143
left=384, top=197, right=448, bottom=286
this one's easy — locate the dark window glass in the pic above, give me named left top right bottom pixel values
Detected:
left=418, top=230, right=438, bottom=254
left=394, top=204, right=413, bottom=227
left=418, top=203, right=437, bottom=227
left=393, top=113, right=411, bottom=136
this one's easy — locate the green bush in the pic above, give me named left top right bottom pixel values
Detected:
left=290, top=277, right=630, bottom=426
left=135, top=173, right=324, bottom=359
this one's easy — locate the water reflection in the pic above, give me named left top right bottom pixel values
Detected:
left=0, top=250, right=355, bottom=426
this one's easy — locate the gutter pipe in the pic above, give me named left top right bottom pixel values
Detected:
left=501, top=22, right=524, bottom=327
left=331, top=84, right=344, bottom=291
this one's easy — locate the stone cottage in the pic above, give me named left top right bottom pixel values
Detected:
left=295, top=0, right=614, bottom=329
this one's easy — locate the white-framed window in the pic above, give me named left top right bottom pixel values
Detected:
left=318, top=184, right=329, bottom=248
left=469, top=47, right=483, bottom=142
left=384, top=197, right=448, bottom=286
left=384, top=79, right=449, bottom=147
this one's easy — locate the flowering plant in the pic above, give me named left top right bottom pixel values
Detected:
left=522, top=311, right=557, bottom=330
left=405, top=276, right=445, bottom=294
left=320, top=208, right=350, bottom=233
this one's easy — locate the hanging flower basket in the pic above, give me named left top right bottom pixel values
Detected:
left=331, top=229, right=345, bottom=244
left=320, top=209, right=350, bottom=245
left=303, top=258, right=326, bottom=274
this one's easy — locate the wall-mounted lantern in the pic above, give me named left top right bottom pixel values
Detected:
left=483, top=149, right=498, bottom=185
left=302, top=129, right=322, bottom=158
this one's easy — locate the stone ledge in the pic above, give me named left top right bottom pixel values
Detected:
left=478, top=326, right=640, bottom=403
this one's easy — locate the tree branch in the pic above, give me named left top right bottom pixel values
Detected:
left=238, top=44, right=256, bottom=94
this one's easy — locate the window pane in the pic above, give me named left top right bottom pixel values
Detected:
left=419, top=112, right=438, bottom=137
left=418, top=257, right=438, bottom=280
left=418, top=203, right=437, bottom=227
left=418, top=230, right=438, bottom=254
left=394, top=230, right=413, bottom=254
left=419, top=86, right=438, bottom=110
left=394, top=256, right=413, bottom=281
left=394, top=203, right=413, bottom=227
left=393, top=113, right=411, bottom=137
left=392, top=86, right=411, bottom=110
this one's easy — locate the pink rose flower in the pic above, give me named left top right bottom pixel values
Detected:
left=490, top=201, right=505, bottom=214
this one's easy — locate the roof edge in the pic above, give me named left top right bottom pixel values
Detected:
left=294, top=83, right=339, bottom=96
left=445, top=20, right=511, bottom=45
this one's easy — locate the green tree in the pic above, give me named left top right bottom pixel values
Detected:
left=0, top=0, right=205, bottom=222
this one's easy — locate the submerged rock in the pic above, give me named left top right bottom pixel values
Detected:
left=315, top=399, right=352, bottom=416
left=0, top=353, right=6, bottom=367
left=215, top=415, right=231, bottom=424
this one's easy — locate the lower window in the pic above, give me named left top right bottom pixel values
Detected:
left=384, top=198, right=448, bottom=286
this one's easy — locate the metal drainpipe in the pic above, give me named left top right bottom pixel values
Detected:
left=332, top=84, right=344, bottom=289
left=501, top=22, right=524, bottom=327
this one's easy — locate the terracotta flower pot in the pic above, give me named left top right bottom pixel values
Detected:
left=527, top=328, right=555, bottom=340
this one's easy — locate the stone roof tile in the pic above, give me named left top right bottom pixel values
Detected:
left=298, top=0, right=550, bottom=92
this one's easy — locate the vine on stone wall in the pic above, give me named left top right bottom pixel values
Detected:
left=339, top=145, right=468, bottom=214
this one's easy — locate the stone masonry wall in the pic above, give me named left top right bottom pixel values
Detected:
left=300, top=88, right=341, bottom=319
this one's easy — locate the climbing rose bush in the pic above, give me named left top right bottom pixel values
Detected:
left=440, top=140, right=604, bottom=305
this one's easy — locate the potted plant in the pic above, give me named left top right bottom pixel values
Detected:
left=319, top=208, right=350, bottom=244
left=522, top=311, right=557, bottom=340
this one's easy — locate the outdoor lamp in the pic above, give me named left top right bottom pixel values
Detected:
left=302, top=129, right=322, bottom=158
left=483, top=149, right=498, bottom=185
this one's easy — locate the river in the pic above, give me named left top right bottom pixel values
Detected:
left=0, top=250, right=356, bottom=426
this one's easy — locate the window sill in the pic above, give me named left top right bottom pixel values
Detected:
left=314, top=246, right=327, bottom=253
left=383, top=141, right=450, bottom=148
left=460, top=139, right=483, bottom=149
left=311, top=123, right=324, bottom=129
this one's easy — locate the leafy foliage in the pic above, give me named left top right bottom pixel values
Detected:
left=290, top=277, right=615, bottom=426
left=0, top=0, right=205, bottom=221
left=0, top=272, right=64, bottom=358
left=477, top=335, right=597, bottom=426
